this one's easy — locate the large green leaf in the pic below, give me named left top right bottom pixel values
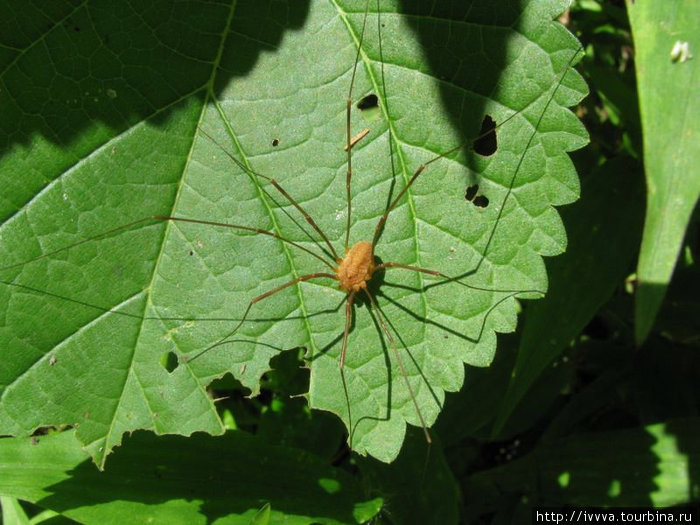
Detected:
left=0, top=431, right=382, bottom=524
left=0, top=0, right=587, bottom=466
left=627, top=0, right=700, bottom=344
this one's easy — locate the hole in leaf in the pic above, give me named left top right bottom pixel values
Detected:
left=357, top=93, right=378, bottom=111
left=209, top=373, right=254, bottom=432
left=465, top=184, right=489, bottom=208
left=473, top=115, right=497, bottom=156
left=161, top=351, right=179, bottom=373
left=262, top=347, right=309, bottom=397
left=272, top=138, right=280, bottom=147
left=473, top=195, right=489, bottom=208
left=357, top=94, right=380, bottom=123
left=465, top=184, right=479, bottom=202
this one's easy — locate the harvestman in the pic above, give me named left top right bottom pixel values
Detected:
left=158, top=11, right=581, bottom=445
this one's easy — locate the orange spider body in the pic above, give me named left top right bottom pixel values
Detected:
left=336, top=241, right=375, bottom=293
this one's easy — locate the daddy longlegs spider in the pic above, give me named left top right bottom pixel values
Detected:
left=0, top=1, right=586, bottom=465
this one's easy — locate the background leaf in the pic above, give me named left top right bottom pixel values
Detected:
left=1, top=495, right=31, bottom=525
left=0, top=0, right=586, bottom=467
left=493, top=155, right=645, bottom=434
left=0, top=430, right=382, bottom=524
left=464, top=419, right=700, bottom=520
left=627, top=0, right=700, bottom=344
left=356, top=429, right=460, bottom=523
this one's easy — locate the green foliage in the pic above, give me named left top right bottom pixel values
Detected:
left=0, top=430, right=382, bottom=524
left=464, top=420, right=700, bottom=518
left=493, top=155, right=645, bottom=433
left=627, top=0, right=700, bottom=344
left=0, top=0, right=586, bottom=467
left=0, top=0, right=698, bottom=523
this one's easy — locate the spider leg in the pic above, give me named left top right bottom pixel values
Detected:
left=185, top=272, right=337, bottom=363
left=363, top=288, right=432, bottom=444
left=376, top=261, right=545, bottom=294
left=339, top=290, right=356, bottom=369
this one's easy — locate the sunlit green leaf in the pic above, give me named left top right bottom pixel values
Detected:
left=0, top=0, right=586, bottom=466
left=628, top=0, right=700, bottom=344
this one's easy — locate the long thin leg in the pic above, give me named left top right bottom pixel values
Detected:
left=1, top=214, right=334, bottom=277
left=261, top=176, right=339, bottom=261
left=339, top=290, right=356, bottom=369
left=185, top=271, right=337, bottom=363
left=344, top=0, right=372, bottom=252
left=0, top=280, right=156, bottom=321
left=2, top=213, right=334, bottom=299
left=372, top=49, right=585, bottom=249
left=423, top=49, right=585, bottom=171
left=376, top=261, right=545, bottom=294
left=0, top=217, right=156, bottom=273
left=376, top=261, right=438, bottom=277
left=155, top=215, right=334, bottom=271
left=198, top=126, right=340, bottom=262
left=363, top=288, right=432, bottom=444
left=372, top=164, right=425, bottom=247
left=344, top=94, right=353, bottom=252
left=374, top=0, right=400, bottom=227
left=1, top=216, right=337, bottom=336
